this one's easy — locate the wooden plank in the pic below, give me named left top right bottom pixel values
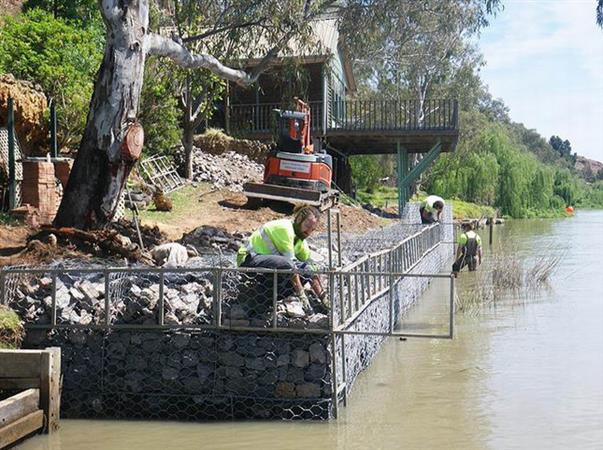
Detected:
left=0, top=378, right=40, bottom=390
left=39, top=347, right=61, bottom=433
left=0, top=388, right=39, bottom=428
left=0, top=352, right=42, bottom=378
left=0, top=409, right=43, bottom=448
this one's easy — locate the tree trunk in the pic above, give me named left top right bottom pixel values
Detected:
left=54, top=0, right=149, bottom=228
left=183, top=122, right=195, bottom=180
left=182, top=76, right=195, bottom=180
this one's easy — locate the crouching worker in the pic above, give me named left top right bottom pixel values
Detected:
left=236, top=205, right=326, bottom=312
left=420, top=195, right=445, bottom=224
left=452, top=221, right=482, bottom=276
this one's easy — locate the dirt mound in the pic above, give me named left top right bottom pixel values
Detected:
left=193, top=129, right=270, bottom=163
left=110, top=218, right=167, bottom=249
left=27, top=227, right=154, bottom=265
left=0, top=73, right=48, bottom=155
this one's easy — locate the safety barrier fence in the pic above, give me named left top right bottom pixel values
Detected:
left=0, top=223, right=452, bottom=419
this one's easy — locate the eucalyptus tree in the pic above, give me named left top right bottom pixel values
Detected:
left=343, top=0, right=497, bottom=123
left=54, top=0, right=335, bottom=228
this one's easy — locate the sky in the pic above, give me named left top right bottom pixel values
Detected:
left=477, top=0, right=603, bottom=162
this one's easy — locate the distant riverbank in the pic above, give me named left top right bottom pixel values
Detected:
left=355, top=187, right=573, bottom=220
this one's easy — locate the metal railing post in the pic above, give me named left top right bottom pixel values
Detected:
left=327, top=210, right=333, bottom=269
left=389, top=272, right=395, bottom=334
left=341, top=332, right=347, bottom=407
left=336, top=209, right=342, bottom=267
left=329, top=270, right=339, bottom=418
left=338, top=271, right=345, bottom=326
left=346, top=272, right=352, bottom=319
left=104, top=270, right=110, bottom=327
left=272, top=271, right=278, bottom=328
left=354, top=266, right=360, bottom=312
left=214, top=269, right=223, bottom=327
left=449, top=274, right=455, bottom=338
left=0, top=269, right=5, bottom=306
left=51, top=272, right=57, bottom=326
left=158, top=271, right=165, bottom=326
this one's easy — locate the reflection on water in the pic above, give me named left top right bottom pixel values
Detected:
left=18, top=211, right=603, bottom=450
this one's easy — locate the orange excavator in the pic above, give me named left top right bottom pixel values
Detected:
left=243, top=98, right=339, bottom=210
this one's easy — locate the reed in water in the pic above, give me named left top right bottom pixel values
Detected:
left=455, top=247, right=562, bottom=314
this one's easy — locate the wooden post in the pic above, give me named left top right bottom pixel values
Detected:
left=39, top=347, right=61, bottom=432
left=0, top=347, right=61, bottom=446
left=489, top=217, right=494, bottom=246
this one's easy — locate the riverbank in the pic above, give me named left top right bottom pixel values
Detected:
left=356, top=186, right=576, bottom=220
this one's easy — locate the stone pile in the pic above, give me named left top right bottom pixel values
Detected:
left=176, top=147, right=264, bottom=191
left=180, top=225, right=248, bottom=253
left=8, top=264, right=329, bottom=330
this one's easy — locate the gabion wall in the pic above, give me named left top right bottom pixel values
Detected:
left=24, top=329, right=334, bottom=420
left=18, top=204, right=453, bottom=421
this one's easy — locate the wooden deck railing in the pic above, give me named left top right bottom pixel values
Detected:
left=227, top=99, right=458, bottom=135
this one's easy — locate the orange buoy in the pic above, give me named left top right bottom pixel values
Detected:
left=565, top=206, right=574, bottom=215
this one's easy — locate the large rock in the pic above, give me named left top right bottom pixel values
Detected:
left=0, top=74, right=48, bottom=155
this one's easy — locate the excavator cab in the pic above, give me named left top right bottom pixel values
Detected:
left=276, top=110, right=307, bottom=153
left=243, top=98, right=338, bottom=210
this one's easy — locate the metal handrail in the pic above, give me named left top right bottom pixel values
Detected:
left=227, top=99, right=459, bottom=134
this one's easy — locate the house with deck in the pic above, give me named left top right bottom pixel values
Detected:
left=222, top=16, right=459, bottom=214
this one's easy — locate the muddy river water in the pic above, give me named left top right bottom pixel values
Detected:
left=18, top=210, right=603, bottom=449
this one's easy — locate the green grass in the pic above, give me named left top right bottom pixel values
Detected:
left=0, top=305, right=23, bottom=349
left=448, top=199, right=497, bottom=220
left=137, top=183, right=210, bottom=225
left=356, top=186, right=398, bottom=208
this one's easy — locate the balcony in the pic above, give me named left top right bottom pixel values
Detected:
left=226, top=99, right=459, bottom=154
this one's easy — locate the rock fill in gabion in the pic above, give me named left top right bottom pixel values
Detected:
left=7, top=262, right=330, bottom=330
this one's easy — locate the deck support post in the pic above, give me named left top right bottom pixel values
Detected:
left=398, top=140, right=442, bottom=201
left=397, top=142, right=409, bottom=218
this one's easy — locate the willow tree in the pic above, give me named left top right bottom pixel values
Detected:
left=54, top=0, right=330, bottom=228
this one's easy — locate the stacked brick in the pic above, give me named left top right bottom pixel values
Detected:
left=21, top=160, right=58, bottom=224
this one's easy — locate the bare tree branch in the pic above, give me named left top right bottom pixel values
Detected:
left=146, top=33, right=259, bottom=86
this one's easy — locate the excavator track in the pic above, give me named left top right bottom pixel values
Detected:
left=243, top=182, right=339, bottom=211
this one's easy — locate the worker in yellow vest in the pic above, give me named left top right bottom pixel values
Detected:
left=237, top=205, right=326, bottom=311
left=420, top=195, right=445, bottom=224
left=452, top=221, right=482, bottom=276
